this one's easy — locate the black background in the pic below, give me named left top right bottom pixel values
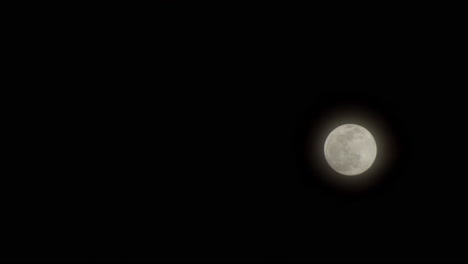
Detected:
left=3, top=3, right=468, bottom=262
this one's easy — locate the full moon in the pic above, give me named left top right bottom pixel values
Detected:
left=324, top=124, right=377, bottom=176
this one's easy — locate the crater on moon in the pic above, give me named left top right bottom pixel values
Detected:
left=324, top=124, right=377, bottom=176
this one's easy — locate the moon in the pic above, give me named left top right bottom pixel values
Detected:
left=324, top=124, right=377, bottom=176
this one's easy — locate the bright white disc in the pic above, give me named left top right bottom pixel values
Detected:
left=324, top=124, right=377, bottom=176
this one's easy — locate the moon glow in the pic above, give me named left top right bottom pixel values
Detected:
left=324, top=124, right=377, bottom=176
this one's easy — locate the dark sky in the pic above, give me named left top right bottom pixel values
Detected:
left=4, top=4, right=467, bottom=262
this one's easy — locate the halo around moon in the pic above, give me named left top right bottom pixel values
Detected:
left=324, top=124, right=377, bottom=176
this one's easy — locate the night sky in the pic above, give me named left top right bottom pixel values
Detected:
left=4, top=4, right=467, bottom=262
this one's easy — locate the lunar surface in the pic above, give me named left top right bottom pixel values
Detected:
left=324, top=124, right=377, bottom=176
